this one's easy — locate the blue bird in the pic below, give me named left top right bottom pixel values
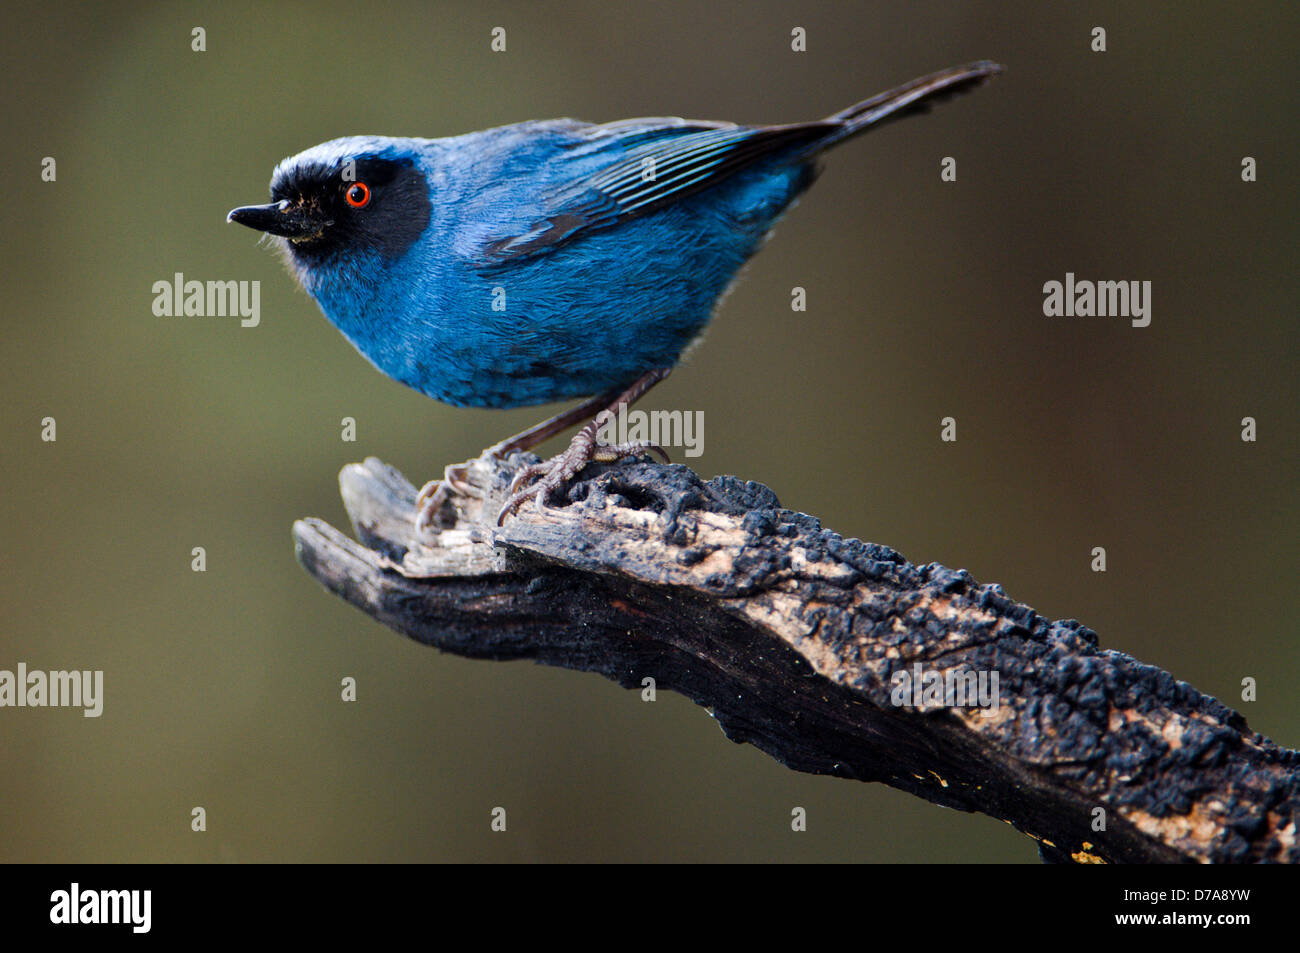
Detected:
left=228, top=61, right=1002, bottom=529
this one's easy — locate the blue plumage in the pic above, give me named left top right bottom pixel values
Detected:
left=255, top=125, right=814, bottom=407
left=230, top=62, right=1001, bottom=409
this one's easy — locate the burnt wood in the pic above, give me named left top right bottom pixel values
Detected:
left=292, top=454, right=1299, bottom=864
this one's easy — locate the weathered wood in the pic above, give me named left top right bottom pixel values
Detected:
left=293, top=454, right=1300, bottom=863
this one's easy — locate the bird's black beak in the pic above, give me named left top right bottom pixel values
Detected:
left=227, top=200, right=330, bottom=240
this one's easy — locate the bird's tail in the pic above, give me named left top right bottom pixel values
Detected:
left=811, top=60, right=1004, bottom=154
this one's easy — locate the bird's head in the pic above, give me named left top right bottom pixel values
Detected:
left=227, top=138, right=432, bottom=266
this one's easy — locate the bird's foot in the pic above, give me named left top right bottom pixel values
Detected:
left=496, top=414, right=669, bottom=525
left=415, top=462, right=482, bottom=533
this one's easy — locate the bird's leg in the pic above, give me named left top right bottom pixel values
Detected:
left=483, top=389, right=622, bottom=458
left=415, top=389, right=624, bottom=533
left=415, top=371, right=672, bottom=533
left=497, top=367, right=673, bottom=525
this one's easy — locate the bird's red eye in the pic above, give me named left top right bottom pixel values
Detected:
left=345, top=182, right=371, bottom=208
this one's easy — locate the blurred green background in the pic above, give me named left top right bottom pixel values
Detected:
left=2, top=0, right=1296, bottom=863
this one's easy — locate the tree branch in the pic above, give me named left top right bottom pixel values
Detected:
left=292, top=454, right=1299, bottom=864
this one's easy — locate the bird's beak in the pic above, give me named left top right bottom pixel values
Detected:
left=226, top=200, right=331, bottom=241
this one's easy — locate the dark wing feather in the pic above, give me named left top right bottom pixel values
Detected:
left=477, top=61, right=1002, bottom=265
left=478, top=122, right=832, bottom=264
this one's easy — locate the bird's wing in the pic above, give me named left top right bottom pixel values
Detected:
left=472, top=63, right=1002, bottom=266
left=475, top=119, right=833, bottom=265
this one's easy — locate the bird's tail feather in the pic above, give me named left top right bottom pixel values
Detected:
left=813, top=60, right=1004, bottom=153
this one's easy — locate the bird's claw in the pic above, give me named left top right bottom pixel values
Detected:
left=414, top=462, right=481, bottom=534
left=496, top=436, right=669, bottom=526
